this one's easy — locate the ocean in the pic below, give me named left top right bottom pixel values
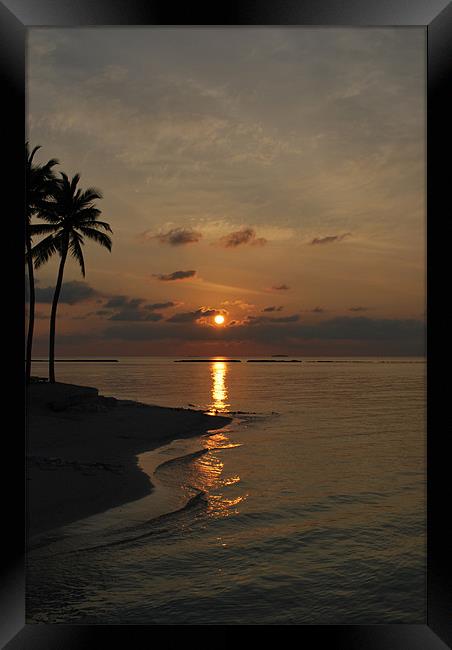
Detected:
left=27, top=356, right=426, bottom=624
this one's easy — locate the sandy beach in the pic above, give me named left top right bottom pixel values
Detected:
left=27, top=382, right=231, bottom=540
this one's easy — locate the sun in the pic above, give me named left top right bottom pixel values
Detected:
left=214, top=314, right=225, bottom=326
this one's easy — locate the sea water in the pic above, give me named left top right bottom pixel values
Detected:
left=27, top=357, right=425, bottom=624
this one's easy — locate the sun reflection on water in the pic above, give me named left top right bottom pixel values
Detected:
left=185, top=360, right=247, bottom=517
left=209, top=361, right=230, bottom=414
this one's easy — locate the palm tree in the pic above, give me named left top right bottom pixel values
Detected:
left=25, top=143, right=59, bottom=384
left=33, top=172, right=112, bottom=383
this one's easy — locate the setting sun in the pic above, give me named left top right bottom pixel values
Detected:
left=214, top=314, right=225, bottom=325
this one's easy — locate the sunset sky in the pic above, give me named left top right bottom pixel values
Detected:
left=27, top=27, right=425, bottom=356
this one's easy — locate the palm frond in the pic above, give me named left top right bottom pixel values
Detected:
left=32, top=234, right=60, bottom=269
left=74, top=207, right=102, bottom=223
left=27, top=144, right=41, bottom=166
left=29, top=223, right=59, bottom=236
left=79, top=187, right=103, bottom=203
left=41, top=158, right=59, bottom=176
left=69, top=231, right=86, bottom=277
left=35, top=201, right=61, bottom=223
left=78, top=219, right=112, bottom=233
left=26, top=144, right=60, bottom=224
left=28, top=165, right=112, bottom=272
left=58, top=172, right=70, bottom=189
left=78, top=226, right=112, bottom=251
left=70, top=173, right=81, bottom=194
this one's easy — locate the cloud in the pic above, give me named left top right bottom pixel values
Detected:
left=167, top=307, right=218, bottom=323
left=146, top=301, right=176, bottom=310
left=104, top=295, right=138, bottom=309
left=28, top=29, right=424, bottom=267
left=272, top=284, right=290, bottom=291
left=218, top=227, right=267, bottom=248
left=221, top=299, right=255, bottom=311
left=311, top=307, right=325, bottom=313
left=247, top=314, right=300, bottom=324
left=154, top=270, right=197, bottom=281
left=109, top=309, right=163, bottom=322
left=103, top=296, right=126, bottom=308
left=101, top=317, right=424, bottom=356
left=348, top=306, right=369, bottom=312
left=310, top=233, right=351, bottom=245
left=105, top=297, right=161, bottom=321
left=35, top=281, right=99, bottom=305
left=145, top=227, right=202, bottom=246
left=294, top=316, right=424, bottom=341
left=100, top=295, right=175, bottom=321
left=262, top=306, right=283, bottom=312
left=28, top=29, right=424, bottom=356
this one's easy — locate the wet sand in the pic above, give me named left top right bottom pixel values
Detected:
left=27, top=382, right=231, bottom=539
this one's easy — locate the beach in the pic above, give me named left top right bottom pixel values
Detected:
left=27, top=381, right=231, bottom=539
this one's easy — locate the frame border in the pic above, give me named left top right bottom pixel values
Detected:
left=2, top=0, right=451, bottom=646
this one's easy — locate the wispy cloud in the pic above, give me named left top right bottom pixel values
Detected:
left=218, top=227, right=267, bottom=248
left=311, top=233, right=351, bottom=245
left=222, top=299, right=255, bottom=310
left=143, top=227, right=202, bottom=246
left=154, top=270, right=197, bottom=281
left=28, top=28, right=425, bottom=356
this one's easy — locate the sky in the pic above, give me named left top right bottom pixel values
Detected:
left=27, top=27, right=425, bottom=356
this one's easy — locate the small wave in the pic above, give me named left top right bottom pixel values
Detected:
left=155, top=447, right=210, bottom=471
left=227, top=411, right=281, bottom=423
left=33, top=489, right=208, bottom=558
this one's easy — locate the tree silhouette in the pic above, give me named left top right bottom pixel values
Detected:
left=25, top=143, right=59, bottom=383
left=33, top=173, right=112, bottom=382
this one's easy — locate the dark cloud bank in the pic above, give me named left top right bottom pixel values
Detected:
left=35, top=281, right=99, bottom=305
left=103, top=296, right=176, bottom=321
left=102, top=315, right=425, bottom=354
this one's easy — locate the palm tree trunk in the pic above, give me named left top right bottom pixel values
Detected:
left=25, top=234, right=35, bottom=384
left=48, top=239, right=68, bottom=383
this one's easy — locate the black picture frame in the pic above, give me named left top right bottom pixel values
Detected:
left=2, top=0, right=451, bottom=646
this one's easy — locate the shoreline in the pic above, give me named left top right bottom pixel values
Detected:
left=27, top=382, right=231, bottom=540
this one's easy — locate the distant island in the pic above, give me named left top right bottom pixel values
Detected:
left=174, top=359, right=242, bottom=363
left=31, top=359, right=119, bottom=363
left=247, top=359, right=302, bottom=363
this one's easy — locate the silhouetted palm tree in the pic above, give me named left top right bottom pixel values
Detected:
left=33, top=173, right=112, bottom=383
left=25, top=143, right=59, bottom=384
